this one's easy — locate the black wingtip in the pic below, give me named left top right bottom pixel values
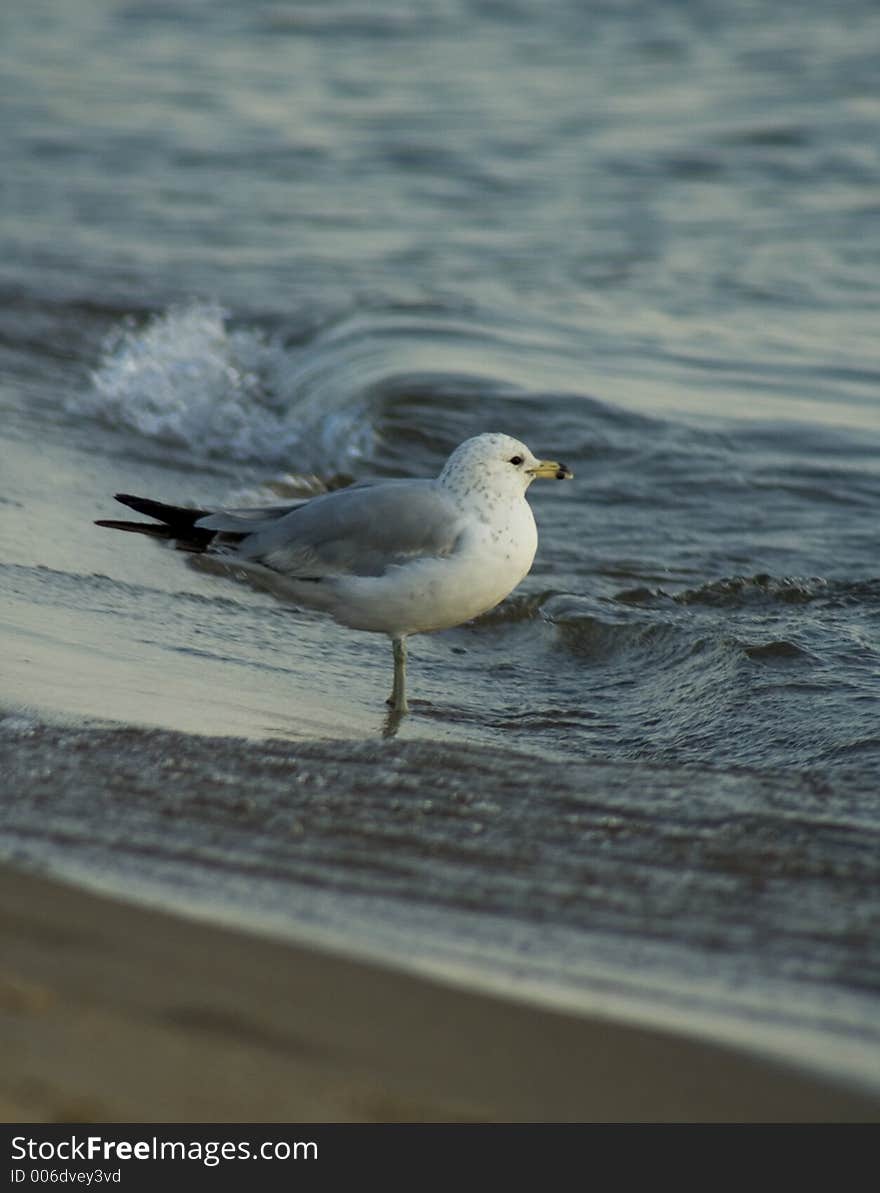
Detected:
left=94, top=517, right=175, bottom=538
left=98, top=495, right=215, bottom=548
left=114, top=493, right=163, bottom=516
left=111, top=493, right=210, bottom=525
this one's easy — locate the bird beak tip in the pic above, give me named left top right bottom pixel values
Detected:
left=529, top=460, right=573, bottom=480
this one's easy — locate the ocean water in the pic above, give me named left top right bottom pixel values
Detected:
left=2, top=0, right=880, bottom=1096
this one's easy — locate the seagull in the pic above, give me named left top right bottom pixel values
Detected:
left=96, top=432, right=572, bottom=717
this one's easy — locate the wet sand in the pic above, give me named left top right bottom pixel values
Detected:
left=2, top=865, right=878, bottom=1123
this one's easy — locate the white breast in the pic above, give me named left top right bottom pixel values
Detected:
left=331, top=497, right=538, bottom=637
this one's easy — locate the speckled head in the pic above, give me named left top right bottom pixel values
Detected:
left=438, top=433, right=573, bottom=500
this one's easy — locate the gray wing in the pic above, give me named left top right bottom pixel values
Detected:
left=195, top=501, right=309, bottom=530
left=197, top=479, right=464, bottom=579
left=194, top=479, right=385, bottom=533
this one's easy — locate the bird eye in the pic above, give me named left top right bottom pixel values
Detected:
left=509, top=455, right=524, bottom=466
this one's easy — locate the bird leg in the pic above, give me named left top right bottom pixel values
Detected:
left=387, top=636, right=409, bottom=713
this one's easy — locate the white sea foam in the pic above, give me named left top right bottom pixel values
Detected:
left=73, top=302, right=373, bottom=470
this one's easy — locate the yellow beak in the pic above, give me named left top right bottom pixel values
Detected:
left=527, top=459, right=574, bottom=480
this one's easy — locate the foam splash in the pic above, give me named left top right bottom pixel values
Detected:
left=73, top=302, right=372, bottom=469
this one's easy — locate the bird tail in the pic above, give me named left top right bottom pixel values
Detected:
left=95, top=494, right=215, bottom=551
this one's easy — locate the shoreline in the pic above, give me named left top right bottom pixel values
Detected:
left=2, top=864, right=878, bottom=1123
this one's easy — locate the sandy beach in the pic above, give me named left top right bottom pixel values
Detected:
left=2, top=864, right=878, bottom=1123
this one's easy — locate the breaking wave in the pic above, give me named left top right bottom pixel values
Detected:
left=69, top=301, right=375, bottom=470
